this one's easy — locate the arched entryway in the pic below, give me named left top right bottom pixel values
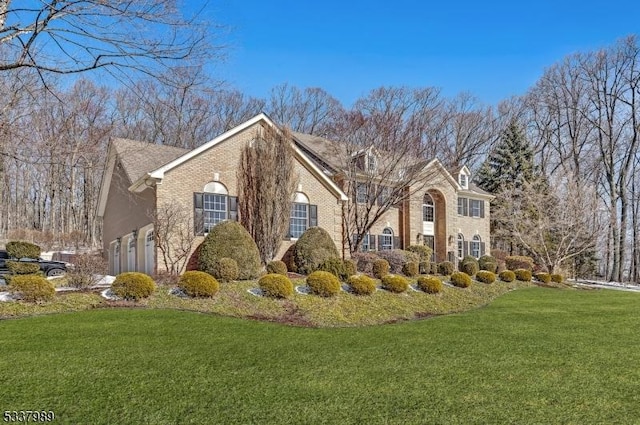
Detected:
left=422, top=189, right=447, bottom=262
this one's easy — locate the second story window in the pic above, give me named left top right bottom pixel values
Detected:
left=470, top=199, right=482, bottom=218
left=423, top=193, right=435, bottom=222
left=356, top=183, right=368, bottom=204
left=459, top=173, right=468, bottom=189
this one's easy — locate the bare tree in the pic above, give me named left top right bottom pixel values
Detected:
left=333, top=87, right=443, bottom=253
left=496, top=175, right=604, bottom=275
left=0, top=0, right=218, bottom=83
left=237, top=125, right=298, bottom=264
left=152, top=201, right=197, bottom=275
left=267, top=84, right=344, bottom=135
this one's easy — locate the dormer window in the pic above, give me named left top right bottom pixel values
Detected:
left=367, top=154, right=377, bottom=172
left=459, top=173, right=468, bottom=189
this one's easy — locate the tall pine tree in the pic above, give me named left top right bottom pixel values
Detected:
left=475, top=120, right=542, bottom=254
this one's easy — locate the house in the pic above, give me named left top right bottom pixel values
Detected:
left=97, top=113, right=492, bottom=275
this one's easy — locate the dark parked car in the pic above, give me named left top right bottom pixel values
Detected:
left=0, top=250, right=69, bottom=277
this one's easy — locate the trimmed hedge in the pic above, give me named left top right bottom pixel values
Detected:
left=406, top=245, right=432, bottom=273
left=6, top=261, right=41, bottom=275
left=198, top=221, right=261, bottom=280
left=499, top=270, right=516, bottom=282
left=402, top=261, right=419, bottom=277
left=258, top=274, right=294, bottom=298
left=347, top=275, right=377, bottom=296
left=6, top=241, right=40, bottom=259
left=306, top=271, right=341, bottom=297
left=505, top=255, right=534, bottom=271
left=534, top=272, right=551, bottom=284
left=111, top=272, right=156, bottom=301
left=514, top=269, right=532, bottom=282
left=9, top=275, right=55, bottom=302
left=438, top=261, right=454, bottom=276
left=209, top=257, right=239, bottom=282
left=478, top=255, right=498, bottom=273
left=316, top=257, right=347, bottom=280
left=178, top=271, right=219, bottom=298
left=377, top=250, right=420, bottom=274
left=450, top=272, right=472, bottom=288
left=293, top=227, right=340, bottom=275
left=350, top=252, right=380, bottom=275
left=476, top=270, right=497, bottom=284
left=266, top=260, right=288, bottom=276
left=417, top=276, right=443, bottom=294
left=373, top=259, right=390, bottom=279
left=551, top=274, right=564, bottom=283
left=381, top=274, right=409, bottom=293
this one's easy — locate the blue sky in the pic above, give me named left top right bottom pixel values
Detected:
left=197, top=0, right=640, bottom=107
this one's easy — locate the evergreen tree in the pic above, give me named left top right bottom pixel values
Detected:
left=476, top=121, right=538, bottom=194
left=475, top=121, right=541, bottom=254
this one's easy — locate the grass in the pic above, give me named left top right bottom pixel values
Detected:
left=0, top=287, right=639, bottom=424
left=0, top=276, right=532, bottom=326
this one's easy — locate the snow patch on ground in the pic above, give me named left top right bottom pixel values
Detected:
left=100, top=288, right=119, bottom=300
left=247, top=288, right=264, bottom=297
left=571, top=279, right=640, bottom=292
left=169, top=287, right=188, bottom=298
left=0, top=291, right=18, bottom=302
left=295, top=285, right=311, bottom=295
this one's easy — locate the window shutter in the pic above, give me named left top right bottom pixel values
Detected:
left=480, top=200, right=485, bottom=218
left=393, top=236, right=401, bottom=249
left=370, top=235, right=376, bottom=251
left=463, top=198, right=469, bottom=216
left=464, top=241, right=469, bottom=257
left=377, top=235, right=383, bottom=251
left=193, top=193, right=204, bottom=236
left=229, top=196, right=238, bottom=221
left=309, top=204, right=318, bottom=227
left=480, top=242, right=486, bottom=256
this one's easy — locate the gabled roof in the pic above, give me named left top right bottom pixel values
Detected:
left=112, top=138, right=188, bottom=183
left=97, top=138, right=189, bottom=217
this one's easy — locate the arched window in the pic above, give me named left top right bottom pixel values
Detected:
left=203, top=181, right=228, bottom=232
left=457, top=233, right=464, bottom=260
left=145, top=230, right=155, bottom=275
left=127, top=236, right=136, bottom=272
left=381, top=228, right=394, bottom=251
left=423, top=193, right=434, bottom=222
left=471, top=234, right=481, bottom=259
left=290, top=192, right=310, bottom=238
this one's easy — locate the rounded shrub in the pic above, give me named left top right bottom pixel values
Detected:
left=534, top=272, right=551, bottom=284
left=198, top=221, right=261, bottom=280
left=209, top=257, right=239, bottom=282
left=6, top=241, right=41, bottom=259
left=402, top=261, right=419, bottom=277
left=293, top=227, right=339, bottom=275
left=499, top=270, right=516, bottom=282
left=350, top=252, right=380, bottom=275
left=416, top=276, right=443, bottom=294
left=430, top=263, right=439, bottom=275
left=551, top=274, right=564, bottom=283
left=514, top=268, right=532, bottom=282
left=478, top=255, right=498, bottom=273
left=505, top=255, right=534, bottom=271
left=450, top=271, right=472, bottom=288
left=459, top=260, right=479, bottom=276
left=377, top=250, right=419, bottom=274
left=111, top=272, right=156, bottom=301
left=476, top=270, right=497, bottom=284
left=306, top=271, right=341, bottom=297
left=178, top=271, right=219, bottom=298
left=266, top=260, right=288, bottom=276
left=258, top=274, right=294, bottom=298
left=381, top=274, right=409, bottom=293
left=347, top=274, right=377, bottom=296
left=316, top=257, right=347, bottom=280
left=419, top=261, right=431, bottom=275
left=281, top=244, right=297, bottom=273
left=406, top=245, right=433, bottom=262
left=6, top=261, right=41, bottom=275
left=373, top=259, right=390, bottom=279
left=438, top=261, right=454, bottom=276
left=343, top=259, right=357, bottom=279
left=9, top=275, right=55, bottom=302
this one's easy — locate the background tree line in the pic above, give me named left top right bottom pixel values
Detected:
left=1, top=2, right=638, bottom=281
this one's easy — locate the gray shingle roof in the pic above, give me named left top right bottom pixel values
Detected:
left=111, top=138, right=189, bottom=183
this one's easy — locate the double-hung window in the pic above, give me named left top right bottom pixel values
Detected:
left=290, top=203, right=309, bottom=238
left=471, top=235, right=481, bottom=258
left=380, top=228, right=393, bottom=251
left=204, top=194, right=227, bottom=232
left=457, top=234, right=464, bottom=260
left=470, top=199, right=482, bottom=218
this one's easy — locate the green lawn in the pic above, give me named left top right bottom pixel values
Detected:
left=1, top=287, right=639, bottom=424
